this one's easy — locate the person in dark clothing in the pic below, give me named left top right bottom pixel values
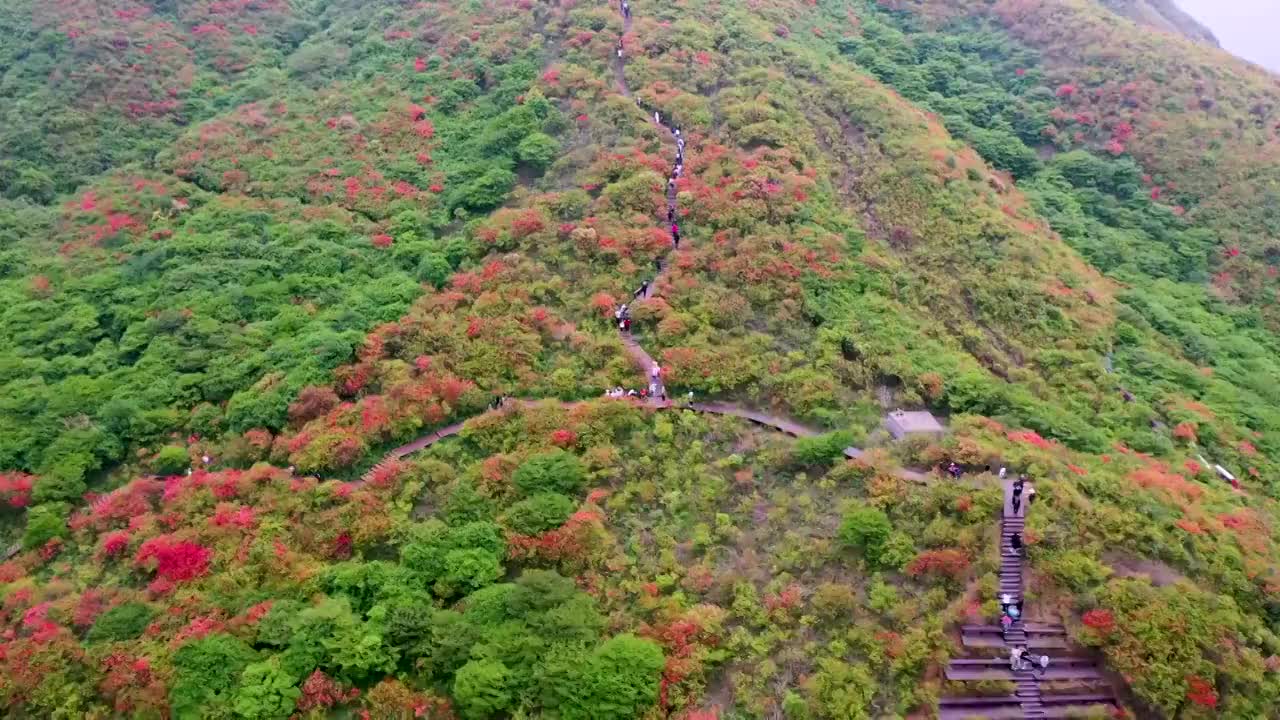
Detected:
left=635, top=280, right=649, bottom=298
left=667, top=207, right=675, bottom=223
left=1012, top=479, right=1024, bottom=513
left=1009, top=532, right=1024, bottom=556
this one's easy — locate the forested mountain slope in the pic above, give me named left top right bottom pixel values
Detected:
left=0, top=0, right=1277, bottom=718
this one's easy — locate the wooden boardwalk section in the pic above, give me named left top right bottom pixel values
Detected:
left=361, top=398, right=931, bottom=484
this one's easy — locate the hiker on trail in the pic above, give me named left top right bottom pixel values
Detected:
left=621, top=317, right=632, bottom=331
left=1034, top=654, right=1050, bottom=679
left=1009, top=532, right=1024, bottom=556
left=1009, top=647, right=1026, bottom=672
left=1000, top=612, right=1013, bottom=638
left=1025, top=482, right=1037, bottom=506
left=667, top=207, right=676, bottom=223
left=1012, top=490, right=1022, bottom=515
left=686, top=390, right=694, bottom=404
left=617, top=45, right=624, bottom=59
left=668, top=177, right=677, bottom=192
left=639, top=387, right=649, bottom=399
left=654, top=110, right=661, bottom=125
left=649, top=381, right=658, bottom=396
left=622, top=1, right=630, bottom=18
left=651, top=362, right=661, bottom=380
left=628, top=389, right=637, bottom=397
left=999, top=466, right=1007, bottom=480
left=947, top=462, right=962, bottom=479
left=635, top=280, right=649, bottom=298
left=674, top=127, right=681, bottom=138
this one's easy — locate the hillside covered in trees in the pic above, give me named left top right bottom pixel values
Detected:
left=1, top=0, right=1280, bottom=718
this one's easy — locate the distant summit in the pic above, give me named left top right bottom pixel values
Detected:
left=1101, top=0, right=1219, bottom=45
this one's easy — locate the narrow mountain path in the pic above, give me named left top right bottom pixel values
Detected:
left=362, top=397, right=930, bottom=484
left=358, top=0, right=930, bottom=486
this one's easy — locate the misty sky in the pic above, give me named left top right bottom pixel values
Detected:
left=1176, top=0, right=1280, bottom=73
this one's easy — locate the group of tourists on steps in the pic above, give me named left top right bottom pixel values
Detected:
left=613, top=0, right=691, bottom=351
left=1001, top=466, right=1051, bottom=678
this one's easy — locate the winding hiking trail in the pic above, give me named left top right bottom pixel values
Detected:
left=362, top=0, right=936, bottom=484
left=358, top=5, right=1124, bottom=718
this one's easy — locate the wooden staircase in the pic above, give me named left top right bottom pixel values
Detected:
left=938, top=480, right=1117, bottom=718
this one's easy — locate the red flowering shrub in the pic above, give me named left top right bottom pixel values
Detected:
left=1131, top=467, right=1203, bottom=501
left=1175, top=519, right=1204, bottom=534
left=763, top=584, right=803, bottom=614
left=332, top=532, right=353, bottom=559
left=506, top=510, right=606, bottom=569
left=101, top=531, right=131, bottom=559
left=550, top=429, right=578, bottom=448
left=1006, top=430, right=1052, bottom=449
left=133, top=536, right=212, bottom=584
left=1185, top=675, right=1217, bottom=708
left=297, top=669, right=360, bottom=712
left=1172, top=422, right=1197, bottom=442
left=905, top=549, right=970, bottom=580
left=0, top=472, right=35, bottom=509
left=289, top=386, right=339, bottom=424
left=1081, top=608, right=1115, bottom=635
left=510, top=209, right=546, bottom=239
